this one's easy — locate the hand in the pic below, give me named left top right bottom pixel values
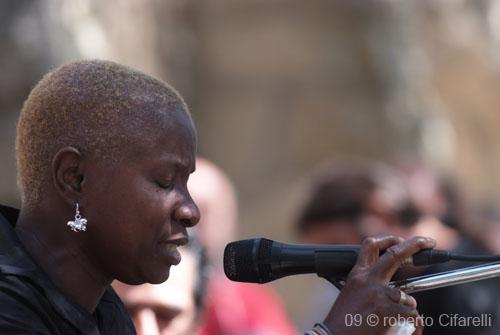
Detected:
left=323, top=235, right=436, bottom=335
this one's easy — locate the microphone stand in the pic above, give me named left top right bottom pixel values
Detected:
left=323, top=262, right=500, bottom=292
left=391, top=261, right=500, bottom=293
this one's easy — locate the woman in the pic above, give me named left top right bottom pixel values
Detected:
left=0, top=60, right=434, bottom=334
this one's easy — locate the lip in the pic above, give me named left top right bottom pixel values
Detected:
left=161, top=236, right=189, bottom=246
left=157, top=236, right=189, bottom=265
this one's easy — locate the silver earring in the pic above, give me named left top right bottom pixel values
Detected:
left=67, top=203, right=87, bottom=232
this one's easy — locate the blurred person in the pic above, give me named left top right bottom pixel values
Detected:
left=296, top=160, right=500, bottom=335
left=295, top=163, right=371, bottom=331
left=113, top=238, right=208, bottom=335
left=0, top=60, right=434, bottom=335
left=296, top=163, right=373, bottom=246
left=474, top=201, right=500, bottom=253
left=358, top=163, right=459, bottom=249
left=188, top=158, right=297, bottom=335
left=295, top=160, right=449, bottom=248
left=187, top=158, right=237, bottom=266
left=392, top=160, right=466, bottom=245
left=392, top=162, right=500, bottom=335
left=326, top=160, right=499, bottom=335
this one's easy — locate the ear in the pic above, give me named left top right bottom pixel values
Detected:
left=51, top=147, right=85, bottom=205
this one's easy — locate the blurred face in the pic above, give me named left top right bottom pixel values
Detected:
left=113, top=246, right=198, bottom=335
left=302, top=221, right=362, bottom=245
left=187, top=159, right=238, bottom=264
left=83, top=109, right=200, bottom=284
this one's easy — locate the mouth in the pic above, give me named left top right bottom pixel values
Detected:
left=168, top=236, right=189, bottom=247
left=163, top=243, right=182, bottom=265
left=158, top=236, right=189, bottom=265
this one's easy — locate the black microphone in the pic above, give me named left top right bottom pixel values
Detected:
left=223, top=238, right=451, bottom=284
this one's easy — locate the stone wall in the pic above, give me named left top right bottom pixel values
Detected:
left=2, top=0, right=500, bottom=326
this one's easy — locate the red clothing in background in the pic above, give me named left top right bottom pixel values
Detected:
left=198, top=274, right=296, bottom=335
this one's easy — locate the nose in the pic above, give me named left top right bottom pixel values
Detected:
left=134, top=308, right=160, bottom=335
left=174, top=193, right=200, bottom=228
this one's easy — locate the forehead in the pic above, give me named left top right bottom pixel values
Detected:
left=125, top=107, right=197, bottom=168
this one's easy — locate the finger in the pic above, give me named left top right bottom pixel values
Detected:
left=385, top=287, right=417, bottom=308
left=373, top=236, right=436, bottom=282
left=387, top=303, right=420, bottom=320
left=400, top=292, right=417, bottom=308
left=356, top=235, right=404, bottom=268
left=414, top=319, right=424, bottom=335
left=406, top=314, right=424, bottom=335
left=383, top=304, right=422, bottom=334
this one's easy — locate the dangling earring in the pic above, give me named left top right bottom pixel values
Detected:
left=67, top=203, right=87, bottom=232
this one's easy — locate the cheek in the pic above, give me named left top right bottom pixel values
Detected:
left=87, top=180, right=157, bottom=239
left=87, top=172, right=178, bottom=256
left=120, top=188, right=177, bottom=246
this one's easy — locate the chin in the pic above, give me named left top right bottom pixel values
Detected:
left=145, top=266, right=172, bottom=284
left=118, top=266, right=171, bottom=285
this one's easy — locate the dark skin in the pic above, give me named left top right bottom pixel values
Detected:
left=14, top=99, right=433, bottom=334
left=15, top=107, right=200, bottom=313
left=325, top=235, right=435, bottom=334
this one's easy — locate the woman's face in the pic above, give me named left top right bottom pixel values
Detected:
left=82, top=111, right=200, bottom=284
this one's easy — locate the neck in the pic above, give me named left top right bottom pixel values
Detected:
left=15, top=207, right=110, bottom=313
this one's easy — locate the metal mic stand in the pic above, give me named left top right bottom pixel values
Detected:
left=323, top=262, right=500, bottom=292
left=390, top=261, right=500, bottom=293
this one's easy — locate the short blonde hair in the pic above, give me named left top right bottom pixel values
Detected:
left=16, top=59, right=190, bottom=205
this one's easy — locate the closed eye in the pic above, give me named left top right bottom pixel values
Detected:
left=157, top=181, right=174, bottom=190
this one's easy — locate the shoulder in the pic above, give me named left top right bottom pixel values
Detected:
left=0, top=273, right=54, bottom=334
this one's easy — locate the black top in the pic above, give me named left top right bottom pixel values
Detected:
left=0, top=205, right=136, bottom=335
left=414, top=238, right=500, bottom=335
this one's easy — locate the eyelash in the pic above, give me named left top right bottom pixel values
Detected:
left=157, top=181, right=174, bottom=190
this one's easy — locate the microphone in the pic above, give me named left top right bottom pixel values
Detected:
left=223, top=238, right=452, bottom=284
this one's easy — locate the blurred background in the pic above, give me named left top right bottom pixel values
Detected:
left=3, top=0, right=500, bottom=328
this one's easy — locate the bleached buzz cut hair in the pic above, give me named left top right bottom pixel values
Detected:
left=16, top=59, right=192, bottom=205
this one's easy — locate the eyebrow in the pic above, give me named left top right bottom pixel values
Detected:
left=158, top=154, right=195, bottom=173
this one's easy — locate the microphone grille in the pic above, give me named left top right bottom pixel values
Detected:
left=224, top=238, right=274, bottom=283
left=257, top=238, right=273, bottom=281
left=224, top=239, right=258, bottom=282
